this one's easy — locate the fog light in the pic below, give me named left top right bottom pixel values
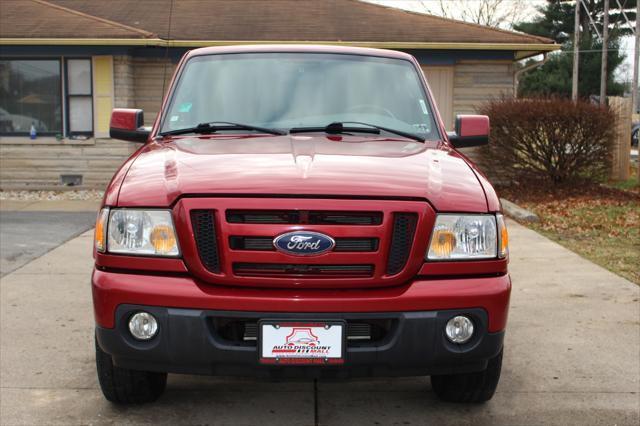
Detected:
left=128, top=312, right=158, bottom=340
left=445, top=315, right=474, bottom=344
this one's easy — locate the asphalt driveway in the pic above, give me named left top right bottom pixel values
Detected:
left=0, top=220, right=638, bottom=425
left=0, top=211, right=96, bottom=276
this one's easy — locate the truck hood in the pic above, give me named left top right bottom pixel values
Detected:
left=115, top=134, right=488, bottom=212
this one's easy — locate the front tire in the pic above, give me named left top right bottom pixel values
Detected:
left=95, top=337, right=167, bottom=404
left=431, top=348, right=503, bottom=403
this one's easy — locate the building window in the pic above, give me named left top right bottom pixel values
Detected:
left=0, top=59, right=62, bottom=134
left=0, top=58, right=95, bottom=137
left=66, top=58, right=93, bottom=135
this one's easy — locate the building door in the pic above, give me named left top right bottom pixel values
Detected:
left=421, top=66, right=454, bottom=130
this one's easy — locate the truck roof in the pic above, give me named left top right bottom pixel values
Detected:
left=186, top=44, right=415, bottom=61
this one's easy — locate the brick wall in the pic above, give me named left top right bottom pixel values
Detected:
left=133, top=57, right=176, bottom=126
left=114, top=55, right=135, bottom=109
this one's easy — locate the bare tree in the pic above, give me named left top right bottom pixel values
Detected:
left=417, top=0, right=532, bottom=28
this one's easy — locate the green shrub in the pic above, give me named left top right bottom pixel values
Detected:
left=477, top=98, right=616, bottom=183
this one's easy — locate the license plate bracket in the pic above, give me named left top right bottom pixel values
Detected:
left=258, top=320, right=346, bottom=365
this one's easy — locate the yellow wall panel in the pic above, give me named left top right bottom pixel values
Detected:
left=92, top=56, right=114, bottom=138
left=95, top=97, right=113, bottom=134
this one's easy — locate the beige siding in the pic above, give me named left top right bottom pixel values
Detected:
left=133, top=58, right=176, bottom=126
left=0, top=138, right=138, bottom=189
left=451, top=60, right=514, bottom=162
left=453, top=60, right=514, bottom=117
left=422, top=66, right=454, bottom=130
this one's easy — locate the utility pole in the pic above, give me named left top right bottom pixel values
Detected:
left=599, top=0, right=609, bottom=106
left=632, top=0, right=639, bottom=114
left=572, top=0, right=580, bottom=102
left=634, top=1, right=639, bottom=183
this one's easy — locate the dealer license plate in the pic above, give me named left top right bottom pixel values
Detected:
left=259, top=321, right=345, bottom=365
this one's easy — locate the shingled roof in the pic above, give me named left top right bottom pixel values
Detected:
left=1, top=0, right=556, bottom=53
left=0, top=0, right=154, bottom=39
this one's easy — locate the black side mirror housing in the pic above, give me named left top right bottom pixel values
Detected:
left=448, top=115, right=490, bottom=148
left=109, top=108, right=150, bottom=143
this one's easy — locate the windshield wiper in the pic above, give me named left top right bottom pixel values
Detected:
left=159, top=121, right=285, bottom=137
left=289, top=121, right=425, bottom=142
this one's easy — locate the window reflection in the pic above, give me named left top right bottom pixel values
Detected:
left=0, top=60, right=62, bottom=134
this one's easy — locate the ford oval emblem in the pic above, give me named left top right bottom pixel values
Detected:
left=273, top=231, right=335, bottom=256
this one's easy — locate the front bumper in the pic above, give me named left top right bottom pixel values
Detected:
left=96, top=304, right=504, bottom=378
left=92, top=269, right=511, bottom=331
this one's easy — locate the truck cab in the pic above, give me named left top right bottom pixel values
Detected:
left=93, top=45, right=510, bottom=404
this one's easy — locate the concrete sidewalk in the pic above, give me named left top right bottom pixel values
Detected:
left=0, top=221, right=638, bottom=425
left=0, top=198, right=100, bottom=275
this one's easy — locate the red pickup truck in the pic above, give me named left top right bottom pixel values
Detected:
left=93, top=45, right=510, bottom=404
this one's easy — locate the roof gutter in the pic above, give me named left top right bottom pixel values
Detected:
left=514, top=53, right=550, bottom=93
left=0, top=38, right=560, bottom=55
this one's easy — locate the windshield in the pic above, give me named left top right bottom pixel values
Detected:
left=161, top=53, right=439, bottom=139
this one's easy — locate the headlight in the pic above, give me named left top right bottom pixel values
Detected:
left=427, top=214, right=498, bottom=260
left=107, top=209, right=180, bottom=256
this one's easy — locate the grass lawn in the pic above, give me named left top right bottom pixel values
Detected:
left=498, top=181, right=640, bottom=285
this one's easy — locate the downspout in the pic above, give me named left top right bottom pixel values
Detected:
left=514, top=53, right=549, bottom=96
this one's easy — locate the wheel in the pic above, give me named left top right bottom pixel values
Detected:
left=95, top=337, right=167, bottom=404
left=431, top=348, right=503, bottom=403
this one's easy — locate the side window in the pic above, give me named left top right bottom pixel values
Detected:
left=66, top=59, right=93, bottom=136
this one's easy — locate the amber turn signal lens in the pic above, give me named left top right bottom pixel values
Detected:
left=150, top=224, right=177, bottom=255
left=431, top=228, right=456, bottom=258
left=94, top=208, right=109, bottom=253
left=497, top=214, right=509, bottom=258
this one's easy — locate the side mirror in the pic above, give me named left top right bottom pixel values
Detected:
left=109, top=108, right=150, bottom=143
left=447, top=115, right=490, bottom=148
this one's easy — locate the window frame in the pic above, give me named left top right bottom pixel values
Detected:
left=0, top=57, right=64, bottom=136
left=64, top=57, right=94, bottom=137
left=0, top=56, right=96, bottom=138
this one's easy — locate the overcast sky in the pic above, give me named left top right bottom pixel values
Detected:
left=365, top=0, right=547, bottom=26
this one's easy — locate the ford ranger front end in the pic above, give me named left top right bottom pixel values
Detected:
left=93, top=45, right=510, bottom=404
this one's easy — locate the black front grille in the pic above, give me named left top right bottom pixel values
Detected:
left=229, top=236, right=379, bottom=252
left=191, top=210, right=220, bottom=273
left=229, top=236, right=274, bottom=251
left=333, top=238, right=379, bottom=252
left=386, top=213, right=418, bottom=275
left=309, top=211, right=382, bottom=225
left=226, top=210, right=298, bottom=224
left=233, top=263, right=374, bottom=277
left=226, top=210, right=382, bottom=225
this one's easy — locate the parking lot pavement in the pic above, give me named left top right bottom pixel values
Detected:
left=0, top=221, right=638, bottom=425
left=0, top=211, right=96, bottom=276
